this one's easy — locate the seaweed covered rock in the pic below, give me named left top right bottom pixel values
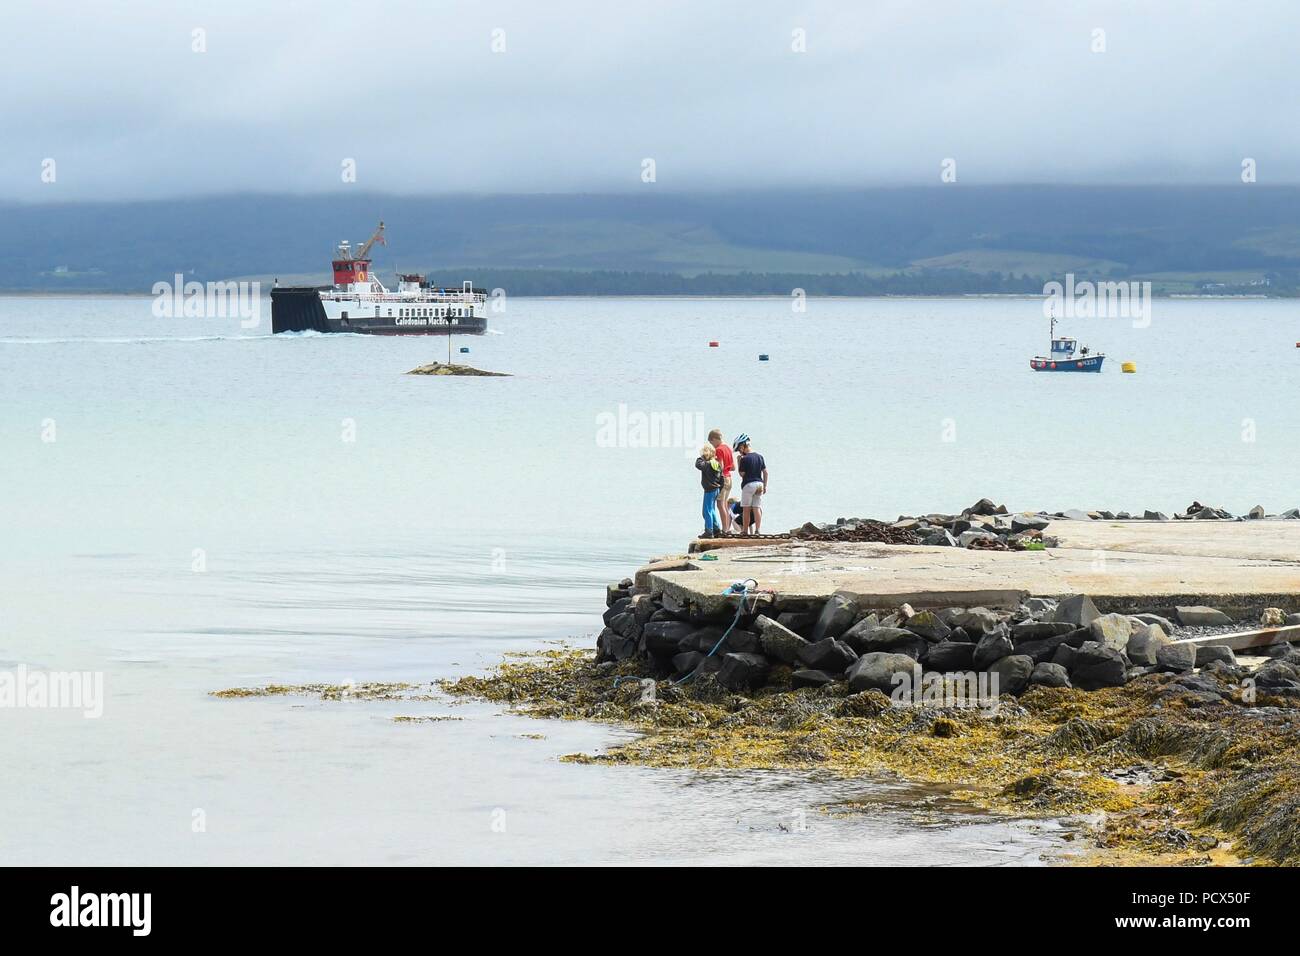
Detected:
left=407, top=362, right=510, bottom=376
left=1203, top=763, right=1300, bottom=863
left=835, top=688, right=892, bottom=718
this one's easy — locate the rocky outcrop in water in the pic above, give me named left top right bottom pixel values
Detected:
left=407, top=362, right=510, bottom=376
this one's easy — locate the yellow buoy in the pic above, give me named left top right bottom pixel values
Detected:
left=1121, top=361, right=1136, bottom=373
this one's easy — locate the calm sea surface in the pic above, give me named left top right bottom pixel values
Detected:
left=2, top=294, right=1296, bottom=864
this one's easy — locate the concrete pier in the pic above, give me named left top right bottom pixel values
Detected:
left=648, top=520, right=1300, bottom=618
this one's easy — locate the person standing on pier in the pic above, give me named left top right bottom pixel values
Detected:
left=708, top=428, right=736, bottom=533
left=733, top=434, right=768, bottom=536
left=695, top=445, right=723, bottom=538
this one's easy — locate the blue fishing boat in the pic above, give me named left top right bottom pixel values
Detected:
left=1030, top=317, right=1104, bottom=372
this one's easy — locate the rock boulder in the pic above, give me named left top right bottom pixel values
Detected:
left=1125, top=623, right=1171, bottom=667
left=847, top=653, right=918, bottom=694
left=922, top=641, right=976, bottom=671
left=1051, top=594, right=1100, bottom=628
left=796, top=638, right=859, bottom=674
left=988, top=654, right=1034, bottom=696
left=1195, top=644, right=1237, bottom=667
left=1030, top=662, right=1071, bottom=688
left=1174, top=606, right=1233, bottom=627
left=1069, top=641, right=1128, bottom=689
left=754, top=615, right=811, bottom=664
left=810, top=592, right=859, bottom=642
left=1090, top=613, right=1133, bottom=652
left=972, top=627, right=1015, bottom=669
left=717, top=652, right=770, bottom=690
left=642, top=620, right=696, bottom=657
left=1155, top=641, right=1197, bottom=673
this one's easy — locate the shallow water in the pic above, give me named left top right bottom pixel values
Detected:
left=3, top=294, right=1293, bottom=864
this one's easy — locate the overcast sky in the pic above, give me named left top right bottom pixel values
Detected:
left=3, top=0, right=1296, bottom=200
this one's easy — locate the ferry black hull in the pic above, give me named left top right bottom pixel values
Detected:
left=271, top=287, right=487, bottom=335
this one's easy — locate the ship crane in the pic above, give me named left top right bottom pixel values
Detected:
left=352, top=221, right=386, bottom=260
left=335, top=221, right=386, bottom=261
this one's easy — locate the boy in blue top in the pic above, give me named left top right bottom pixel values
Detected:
left=694, top=445, right=723, bottom=538
left=733, top=433, right=768, bottom=536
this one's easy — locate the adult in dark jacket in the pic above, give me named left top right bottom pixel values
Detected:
left=694, top=445, right=723, bottom=537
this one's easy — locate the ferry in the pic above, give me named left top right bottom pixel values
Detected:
left=271, top=222, right=488, bottom=335
left=1030, top=317, right=1104, bottom=372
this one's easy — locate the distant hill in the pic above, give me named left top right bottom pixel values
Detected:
left=6, top=187, right=1300, bottom=295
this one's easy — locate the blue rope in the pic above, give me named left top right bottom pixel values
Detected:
left=609, top=581, right=756, bottom=690
left=672, top=584, right=751, bottom=686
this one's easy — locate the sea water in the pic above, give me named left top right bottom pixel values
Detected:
left=2, top=294, right=1294, bottom=864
